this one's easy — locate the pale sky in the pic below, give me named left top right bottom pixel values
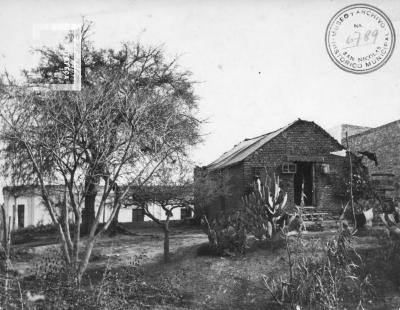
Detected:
left=1, top=0, right=400, bottom=166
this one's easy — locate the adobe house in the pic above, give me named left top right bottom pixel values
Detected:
left=194, top=119, right=355, bottom=219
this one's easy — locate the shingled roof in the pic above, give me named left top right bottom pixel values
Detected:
left=206, top=119, right=344, bottom=171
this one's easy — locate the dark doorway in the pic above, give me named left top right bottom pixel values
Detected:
left=17, top=204, right=25, bottom=228
left=132, top=208, right=144, bottom=222
left=294, top=162, right=313, bottom=206
left=181, top=207, right=192, bottom=219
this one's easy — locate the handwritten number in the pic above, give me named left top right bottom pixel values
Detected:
left=345, top=29, right=379, bottom=48
left=371, top=30, right=379, bottom=44
left=355, top=31, right=361, bottom=47
left=364, top=30, right=371, bottom=42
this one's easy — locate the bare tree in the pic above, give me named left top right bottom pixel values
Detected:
left=0, top=23, right=201, bottom=282
left=125, top=162, right=193, bottom=262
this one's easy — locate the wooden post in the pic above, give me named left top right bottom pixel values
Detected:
left=345, top=132, right=357, bottom=228
left=312, top=163, right=316, bottom=206
left=12, top=203, right=16, bottom=231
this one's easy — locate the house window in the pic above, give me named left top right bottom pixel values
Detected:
left=282, top=163, right=297, bottom=174
left=181, top=207, right=192, bottom=219
left=132, top=208, right=144, bottom=222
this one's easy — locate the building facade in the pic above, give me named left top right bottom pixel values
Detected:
left=195, top=119, right=354, bottom=219
left=2, top=185, right=189, bottom=230
left=345, top=119, right=400, bottom=200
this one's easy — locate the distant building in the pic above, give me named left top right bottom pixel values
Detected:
left=3, top=185, right=66, bottom=229
left=195, top=119, right=355, bottom=219
left=2, top=185, right=191, bottom=230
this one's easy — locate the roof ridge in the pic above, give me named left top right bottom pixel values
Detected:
left=244, top=124, right=291, bottom=141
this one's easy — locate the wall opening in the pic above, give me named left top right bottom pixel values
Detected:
left=293, top=162, right=313, bottom=206
left=17, top=204, right=25, bottom=228
left=132, top=208, right=144, bottom=222
left=181, top=207, right=192, bottom=219
left=394, top=182, right=400, bottom=200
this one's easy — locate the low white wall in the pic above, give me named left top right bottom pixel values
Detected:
left=97, top=203, right=181, bottom=223
left=3, top=191, right=186, bottom=229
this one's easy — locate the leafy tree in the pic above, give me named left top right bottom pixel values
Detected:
left=0, top=21, right=201, bottom=281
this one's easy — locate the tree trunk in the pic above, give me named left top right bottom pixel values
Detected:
left=163, top=221, right=170, bottom=262
left=107, top=204, right=121, bottom=231
left=73, top=213, right=81, bottom=268
left=77, top=234, right=96, bottom=284
left=81, top=176, right=98, bottom=235
left=105, top=204, right=128, bottom=236
left=105, top=184, right=130, bottom=236
left=82, top=196, right=95, bottom=235
left=0, top=205, right=5, bottom=251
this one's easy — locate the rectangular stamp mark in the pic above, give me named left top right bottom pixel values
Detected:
left=29, top=23, right=82, bottom=91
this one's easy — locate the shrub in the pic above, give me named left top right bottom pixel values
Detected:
left=263, top=231, right=373, bottom=309
left=201, top=210, right=247, bottom=256
left=31, top=246, right=67, bottom=281
left=200, top=172, right=302, bottom=255
left=1, top=254, right=184, bottom=310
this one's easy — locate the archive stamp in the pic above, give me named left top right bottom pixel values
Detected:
left=325, top=4, right=395, bottom=74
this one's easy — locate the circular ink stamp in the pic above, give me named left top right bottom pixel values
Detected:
left=325, top=4, right=395, bottom=74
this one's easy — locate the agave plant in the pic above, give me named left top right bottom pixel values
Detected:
left=242, top=171, right=292, bottom=240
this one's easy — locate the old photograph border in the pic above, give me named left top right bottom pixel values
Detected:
left=29, top=23, right=82, bottom=91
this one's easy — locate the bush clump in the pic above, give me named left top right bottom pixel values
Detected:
left=263, top=231, right=374, bottom=310
left=1, top=254, right=184, bottom=309
left=200, top=210, right=247, bottom=256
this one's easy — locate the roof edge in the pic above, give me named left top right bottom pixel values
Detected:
left=346, top=119, right=400, bottom=140
left=205, top=119, right=346, bottom=171
left=206, top=119, right=301, bottom=171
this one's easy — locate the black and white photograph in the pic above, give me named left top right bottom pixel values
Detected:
left=0, top=0, right=400, bottom=309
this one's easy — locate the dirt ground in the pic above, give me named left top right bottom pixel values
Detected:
left=9, top=224, right=400, bottom=309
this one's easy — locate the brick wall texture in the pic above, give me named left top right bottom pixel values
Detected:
left=195, top=120, right=352, bottom=218
left=340, top=124, right=371, bottom=141
left=346, top=120, right=400, bottom=191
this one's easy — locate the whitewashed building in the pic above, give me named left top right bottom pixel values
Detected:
left=2, top=185, right=191, bottom=230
